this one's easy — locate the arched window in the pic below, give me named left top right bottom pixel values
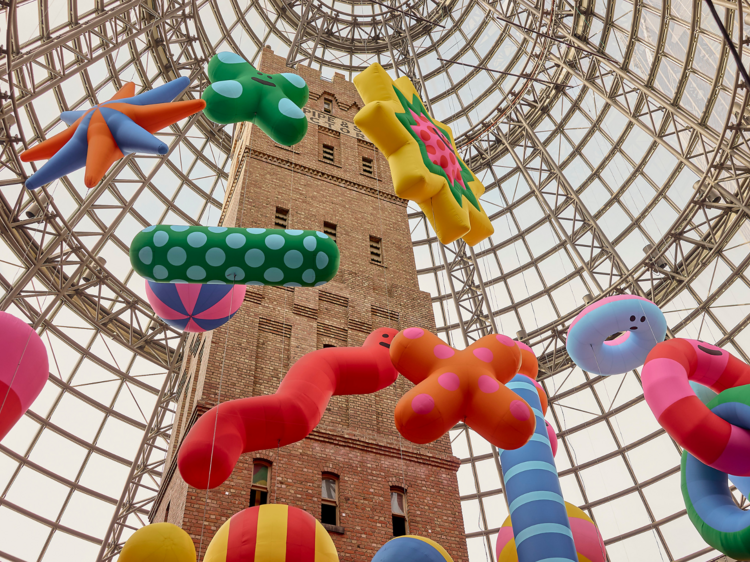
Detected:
left=250, top=460, right=271, bottom=507
left=321, top=473, right=339, bottom=526
left=391, top=487, right=408, bottom=537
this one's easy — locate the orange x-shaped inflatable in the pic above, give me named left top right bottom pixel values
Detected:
left=390, top=328, right=544, bottom=449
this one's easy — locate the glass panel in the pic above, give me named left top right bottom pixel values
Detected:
left=322, top=477, right=337, bottom=501
left=252, top=463, right=268, bottom=487
left=391, top=491, right=405, bottom=515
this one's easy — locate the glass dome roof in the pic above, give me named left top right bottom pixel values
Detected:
left=1, top=0, right=749, bottom=560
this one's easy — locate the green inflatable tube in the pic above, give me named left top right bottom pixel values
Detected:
left=130, top=226, right=339, bottom=287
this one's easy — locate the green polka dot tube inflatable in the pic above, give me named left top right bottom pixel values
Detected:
left=202, top=52, right=309, bottom=146
left=130, top=226, right=339, bottom=287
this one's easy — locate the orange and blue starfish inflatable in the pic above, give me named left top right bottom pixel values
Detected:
left=21, top=77, right=205, bottom=190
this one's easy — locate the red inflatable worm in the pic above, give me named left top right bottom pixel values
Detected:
left=178, top=328, right=399, bottom=489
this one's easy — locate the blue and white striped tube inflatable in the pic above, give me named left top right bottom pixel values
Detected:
left=498, top=374, right=577, bottom=562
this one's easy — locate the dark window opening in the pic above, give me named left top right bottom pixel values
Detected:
left=324, top=221, right=337, bottom=243
left=321, top=503, right=338, bottom=525
left=392, top=515, right=406, bottom=537
left=370, top=235, right=383, bottom=265
left=321, top=474, right=339, bottom=526
left=323, top=344, right=336, bottom=348
left=322, top=144, right=335, bottom=164
left=275, top=207, right=289, bottom=229
left=250, top=461, right=271, bottom=507
left=323, top=98, right=333, bottom=114
left=165, top=501, right=171, bottom=523
left=362, top=157, right=373, bottom=175
left=391, top=488, right=407, bottom=537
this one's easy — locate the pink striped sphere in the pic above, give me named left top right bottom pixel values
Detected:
left=496, top=502, right=605, bottom=562
left=0, top=311, right=49, bottom=441
left=146, top=280, right=246, bottom=333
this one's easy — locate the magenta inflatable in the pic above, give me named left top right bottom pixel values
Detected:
left=0, top=311, right=49, bottom=441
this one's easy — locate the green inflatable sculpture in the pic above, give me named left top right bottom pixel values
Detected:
left=202, top=52, right=309, bottom=146
left=130, top=226, right=339, bottom=287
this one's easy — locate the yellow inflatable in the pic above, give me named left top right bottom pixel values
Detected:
left=119, top=522, right=196, bottom=562
left=353, top=63, right=493, bottom=246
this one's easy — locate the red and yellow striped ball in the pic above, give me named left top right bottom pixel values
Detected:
left=204, top=504, right=339, bottom=562
left=496, top=502, right=605, bottom=562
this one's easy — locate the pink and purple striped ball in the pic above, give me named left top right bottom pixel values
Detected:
left=145, top=280, right=245, bottom=332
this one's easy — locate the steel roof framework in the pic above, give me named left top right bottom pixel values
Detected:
left=0, top=0, right=750, bottom=560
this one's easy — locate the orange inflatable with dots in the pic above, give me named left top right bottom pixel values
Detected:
left=390, top=329, right=540, bottom=449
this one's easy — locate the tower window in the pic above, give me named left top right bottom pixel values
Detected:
left=322, top=144, right=335, bottom=164
left=275, top=207, right=289, bottom=229
left=324, top=221, right=337, bottom=243
left=321, top=474, right=339, bottom=525
left=165, top=501, right=171, bottom=523
left=250, top=461, right=271, bottom=507
left=323, top=98, right=333, bottom=114
left=370, top=236, right=383, bottom=265
left=362, top=157, right=373, bottom=175
left=391, top=488, right=408, bottom=537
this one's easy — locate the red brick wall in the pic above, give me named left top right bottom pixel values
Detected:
left=152, top=48, right=469, bottom=562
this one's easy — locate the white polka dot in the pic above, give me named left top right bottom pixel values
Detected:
left=206, top=248, right=226, bottom=266
left=302, top=269, right=315, bottom=284
left=153, top=231, right=169, bottom=247
left=207, top=280, right=226, bottom=284
left=286, top=230, right=303, bottom=236
left=316, top=252, right=329, bottom=269
left=316, top=231, right=329, bottom=238
left=168, top=247, right=186, bottom=266
left=139, top=247, right=153, bottom=265
left=153, top=265, right=168, bottom=279
left=208, top=227, right=227, bottom=233
left=226, top=233, right=246, bottom=248
left=265, top=235, right=285, bottom=250
left=188, top=232, right=207, bottom=247
left=315, top=281, right=327, bottom=286
left=245, top=249, right=265, bottom=267
left=284, top=250, right=303, bottom=269
left=303, top=236, right=317, bottom=251
left=284, top=282, right=301, bottom=287
left=187, top=266, right=206, bottom=280
left=247, top=228, right=266, bottom=234
left=143, top=226, right=156, bottom=232
left=264, top=268, right=284, bottom=282
left=225, top=267, right=245, bottom=281
left=170, top=225, right=189, bottom=232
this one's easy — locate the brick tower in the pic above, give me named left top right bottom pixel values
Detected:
left=151, top=48, right=469, bottom=562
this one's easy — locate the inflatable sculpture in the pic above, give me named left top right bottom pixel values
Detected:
left=496, top=502, right=605, bottom=562
left=21, top=77, right=205, bottom=189
left=204, top=504, right=338, bottom=562
left=642, top=339, right=750, bottom=559
left=145, top=280, right=246, bottom=332
left=566, top=294, right=666, bottom=375
left=389, top=329, right=535, bottom=449
left=178, top=328, right=398, bottom=489
left=372, top=535, right=453, bottom=562
left=497, top=338, right=579, bottom=562
left=119, top=522, right=196, bottom=562
left=353, top=63, right=493, bottom=246
left=0, top=311, right=49, bottom=441
left=202, top=52, right=309, bottom=146
left=130, top=226, right=339, bottom=287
